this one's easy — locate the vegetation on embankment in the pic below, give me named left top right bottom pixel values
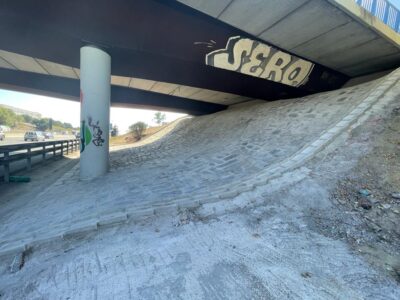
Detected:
left=0, top=105, right=75, bottom=132
left=110, top=124, right=166, bottom=146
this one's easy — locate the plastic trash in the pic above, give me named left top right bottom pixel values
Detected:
left=9, top=176, right=31, bottom=183
left=358, top=189, right=371, bottom=197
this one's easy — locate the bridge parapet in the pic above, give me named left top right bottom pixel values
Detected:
left=356, top=0, right=400, bottom=32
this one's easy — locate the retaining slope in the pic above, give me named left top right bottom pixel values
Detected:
left=0, top=68, right=399, bottom=257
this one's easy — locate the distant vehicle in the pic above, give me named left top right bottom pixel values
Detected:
left=0, top=125, right=11, bottom=132
left=0, top=130, right=5, bottom=141
left=44, top=132, right=54, bottom=139
left=24, top=131, right=45, bottom=142
left=75, top=132, right=80, bottom=139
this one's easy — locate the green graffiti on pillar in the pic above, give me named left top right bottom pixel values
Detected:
left=80, top=120, right=92, bottom=153
left=80, top=120, right=85, bottom=153
left=85, top=125, right=92, bottom=146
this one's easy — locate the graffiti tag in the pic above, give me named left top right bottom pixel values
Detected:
left=206, top=36, right=314, bottom=87
left=88, top=117, right=105, bottom=147
left=80, top=117, right=104, bottom=153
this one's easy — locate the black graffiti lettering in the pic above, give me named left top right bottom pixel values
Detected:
left=282, top=59, right=313, bottom=87
left=241, top=43, right=271, bottom=77
left=206, top=37, right=253, bottom=72
left=288, top=67, right=301, bottom=81
left=261, top=52, right=291, bottom=82
left=88, top=117, right=105, bottom=147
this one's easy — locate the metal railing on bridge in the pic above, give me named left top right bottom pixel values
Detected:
left=0, top=139, right=80, bottom=183
left=356, top=0, right=400, bottom=32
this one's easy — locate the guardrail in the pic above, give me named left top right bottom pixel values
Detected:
left=0, top=139, right=80, bottom=183
left=355, top=0, right=400, bottom=32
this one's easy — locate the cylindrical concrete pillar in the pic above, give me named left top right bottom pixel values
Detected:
left=80, top=45, right=111, bottom=180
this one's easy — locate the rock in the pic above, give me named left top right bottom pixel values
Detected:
left=359, top=198, right=372, bottom=210
left=9, top=252, right=24, bottom=273
left=382, top=204, right=391, bottom=209
left=368, top=197, right=380, bottom=204
left=358, top=189, right=371, bottom=197
left=391, top=192, right=400, bottom=200
left=394, top=266, right=400, bottom=279
left=173, top=209, right=195, bottom=226
left=369, top=222, right=382, bottom=233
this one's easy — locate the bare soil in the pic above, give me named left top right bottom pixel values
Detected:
left=317, top=105, right=400, bottom=282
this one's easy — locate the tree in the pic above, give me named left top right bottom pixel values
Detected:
left=63, top=122, right=73, bottom=129
left=129, top=122, right=147, bottom=140
left=22, top=114, right=34, bottom=124
left=153, top=112, right=166, bottom=125
left=111, top=125, right=119, bottom=137
left=32, top=118, right=49, bottom=131
left=0, top=107, right=18, bottom=127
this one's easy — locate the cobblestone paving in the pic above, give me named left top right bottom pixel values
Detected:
left=0, top=70, right=399, bottom=252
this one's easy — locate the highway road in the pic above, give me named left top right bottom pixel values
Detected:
left=0, top=135, right=77, bottom=146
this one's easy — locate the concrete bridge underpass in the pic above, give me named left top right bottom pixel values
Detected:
left=0, top=0, right=399, bottom=179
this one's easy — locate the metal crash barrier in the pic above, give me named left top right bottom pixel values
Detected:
left=0, top=139, right=80, bottom=183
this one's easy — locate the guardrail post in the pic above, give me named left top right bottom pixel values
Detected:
left=4, top=151, right=10, bottom=183
left=396, top=11, right=400, bottom=32
left=383, top=3, right=389, bottom=24
left=53, top=142, right=56, bottom=157
left=66, top=141, right=69, bottom=155
left=42, top=145, right=46, bottom=161
left=371, top=0, right=377, bottom=16
left=27, top=146, right=31, bottom=171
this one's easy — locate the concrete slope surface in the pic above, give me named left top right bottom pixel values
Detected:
left=0, top=69, right=400, bottom=298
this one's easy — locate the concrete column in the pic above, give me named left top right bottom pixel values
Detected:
left=80, top=45, right=111, bottom=180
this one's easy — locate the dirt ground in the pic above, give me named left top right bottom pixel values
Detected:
left=312, top=105, right=400, bottom=282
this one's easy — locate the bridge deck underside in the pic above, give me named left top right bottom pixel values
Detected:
left=179, top=0, right=400, bottom=77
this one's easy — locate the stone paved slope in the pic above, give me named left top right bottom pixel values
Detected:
left=0, top=69, right=399, bottom=255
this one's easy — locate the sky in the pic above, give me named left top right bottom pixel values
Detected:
left=0, top=90, right=186, bottom=133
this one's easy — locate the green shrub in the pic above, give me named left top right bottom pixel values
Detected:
left=129, top=122, right=147, bottom=140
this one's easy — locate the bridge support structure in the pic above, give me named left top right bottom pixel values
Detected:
left=79, top=45, right=111, bottom=180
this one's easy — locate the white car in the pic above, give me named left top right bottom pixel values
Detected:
left=24, top=131, right=45, bottom=142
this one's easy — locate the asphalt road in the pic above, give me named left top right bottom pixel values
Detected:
left=0, top=135, right=77, bottom=146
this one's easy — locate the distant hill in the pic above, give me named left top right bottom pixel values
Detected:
left=0, top=104, right=41, bottom=119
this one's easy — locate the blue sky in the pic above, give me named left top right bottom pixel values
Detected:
left=392, top=0, right=400, bottom=8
